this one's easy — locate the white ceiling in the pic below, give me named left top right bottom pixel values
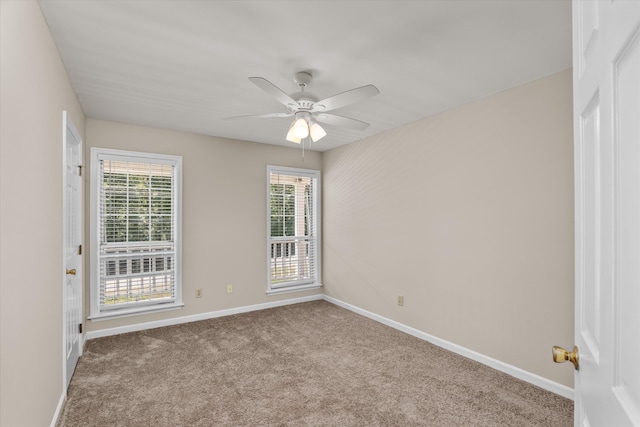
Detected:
left=38, top=0, right=572, bottom=152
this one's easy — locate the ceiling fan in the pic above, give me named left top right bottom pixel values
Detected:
left=224, top=71, right=379, bottom=144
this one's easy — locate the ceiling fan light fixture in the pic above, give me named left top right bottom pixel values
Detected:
left=285, top=122, right=302, bottom=144
left=309, top=122, right=327, bottom=142
left=291, top=117, right=309, bottom=139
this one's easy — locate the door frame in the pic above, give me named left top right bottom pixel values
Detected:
left=62, top=110, right=84, bottom=392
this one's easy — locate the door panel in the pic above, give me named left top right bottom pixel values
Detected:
left=63, top=111, right=83, bottom=387
left=577, top=94, right=602, bottom=366
left=573, top=1, right=640, bottom=425
left=613, top=25, right=640, bottom=423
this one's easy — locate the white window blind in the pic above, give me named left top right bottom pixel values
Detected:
left=90, top=149, right=182, bottom=318
left=267, top=166, right=321, bottom=293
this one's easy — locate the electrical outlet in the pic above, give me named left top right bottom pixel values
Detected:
left=195, top=288, right=202, bottom=298
left=227, top=284, right=233, bottom=294
left=397, top=295, right=404, bottom=306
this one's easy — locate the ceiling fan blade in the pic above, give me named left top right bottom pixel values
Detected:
left=311, top=85, right=379, bottom=112
left=314, top=113, right=370, bottom=130
left=222, top=112, right=293, bottom=120
left=249, top=77, right=298, bottom=109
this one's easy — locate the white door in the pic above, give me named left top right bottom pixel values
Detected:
left=572, top=0, right=640, bottom=425
left=63, top=111, right=83, bottom=387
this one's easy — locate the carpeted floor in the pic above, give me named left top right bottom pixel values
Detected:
left=57, top=300, right=573, bottom=426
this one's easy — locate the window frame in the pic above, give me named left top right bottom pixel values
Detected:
left=89, top=148, right=183, bottom=320
left=266, top=165, right=322, bottom=295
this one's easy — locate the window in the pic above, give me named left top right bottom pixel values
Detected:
left=267, top=165, right=321, bottom=294
left=90, top=148, right=182, bottom=319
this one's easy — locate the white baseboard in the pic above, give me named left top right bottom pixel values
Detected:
left=323, top=295, right=574, bottom=401
left=50, top=390, right=66, bottom=427
left=85, top=294, right=324, bottom=340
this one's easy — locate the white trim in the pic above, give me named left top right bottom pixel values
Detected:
left=266, top=283, right=323, bottom=296
left=50, top=391, right=66, bottom=427
left=88, top=302, right=184, bottom=322
left=322, top=295, right=575, bottom=401
left=86, top=294, right=323, bottom=340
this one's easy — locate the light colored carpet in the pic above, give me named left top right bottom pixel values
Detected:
left=57, top=300, right=573, bottom=426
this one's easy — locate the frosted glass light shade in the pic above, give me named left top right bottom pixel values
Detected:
left=309, top=122, right=327, bottom=142
left=285, top=122, right=302, bottom=143
left=292, top=118, right=309, bottom=139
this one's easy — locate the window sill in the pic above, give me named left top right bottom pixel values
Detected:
left=266, top=283, right=323, bottom=296
left=88, top=302, right=184, bottom=322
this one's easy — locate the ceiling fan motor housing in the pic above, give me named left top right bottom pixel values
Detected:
left=291, top=72, right=319, bottom=111
left=291, top=93, right=319, bottom=110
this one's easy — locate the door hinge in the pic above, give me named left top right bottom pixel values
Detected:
left=78, top=244, right=82, bottom=255
left=78, top=165, right=83, bottom=176
left=79, top=323, right=83, bottom=334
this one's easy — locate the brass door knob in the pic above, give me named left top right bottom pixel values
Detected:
left=552, top=345, right=579, bottom=370
left=66, top=268, right=77, bottom=275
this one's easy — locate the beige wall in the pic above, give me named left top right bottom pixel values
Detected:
left=84, top=119, right=322, bottom=332
left=0, top=1, right=86, bottom=425
left=322, top=70, right=575, bottom=387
